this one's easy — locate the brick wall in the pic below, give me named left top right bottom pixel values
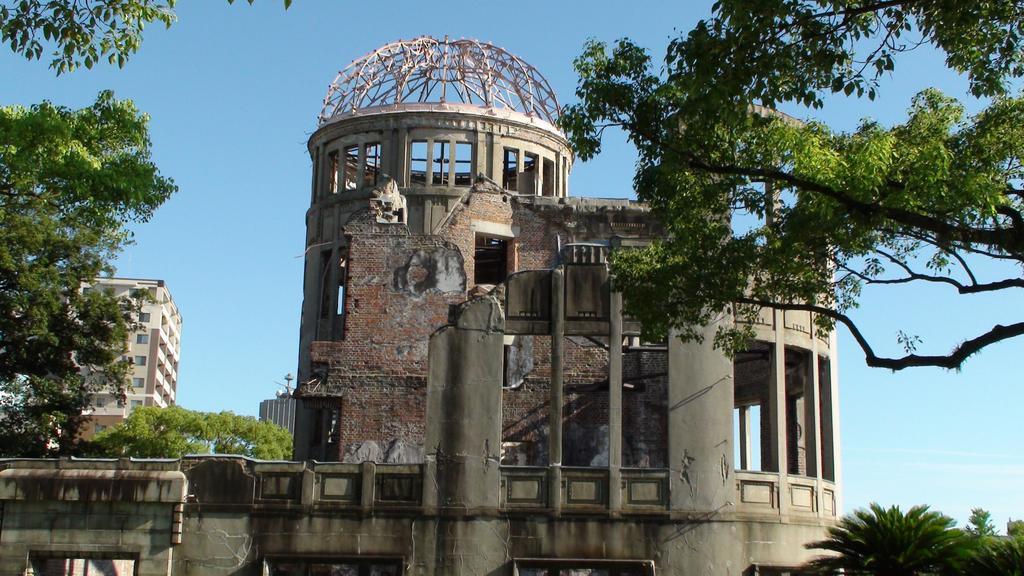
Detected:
left=303, top=192, right=667, bottom=466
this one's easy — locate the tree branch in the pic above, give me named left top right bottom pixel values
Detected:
left=866, top=249, right=1024, bottom=293
left=736, top=297, right=1024, bottom=370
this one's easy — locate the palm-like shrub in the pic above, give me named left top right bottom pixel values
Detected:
left=965, top=537, right=1024, bottom=576
left=803, top=503, right=971, bottom=575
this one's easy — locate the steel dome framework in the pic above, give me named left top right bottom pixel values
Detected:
left=319, top=37, right=561, bottom=125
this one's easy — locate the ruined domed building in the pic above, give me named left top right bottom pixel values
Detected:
left=0, top=38, right=840, bottom=576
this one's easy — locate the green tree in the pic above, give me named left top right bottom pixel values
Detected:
left=965, top=537, right=1024, bottom=576
left=89, top=406, right=293, bottom=460
left=0, top=91, right=175, bottom=456
left=966, top=507, right=998, bottom=539
left=803, top=503, right=971, bottom=575
left=1010, top=520, right=1024, bottom=539
left=562, top=1, right=1024, bottom=370
left=0, top=0, right=292, bottom=73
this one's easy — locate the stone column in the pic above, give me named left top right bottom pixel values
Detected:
left=770, top=310, right=789, bottom=513
left=667, top=316, right=735, bottom=512
left=549, top=267, right=565, bottom=514
left=828, top=331, right=842, bottom=511
left=423, top=295, right=504, bottom=513
left=608, top=291, right=623, bottom=513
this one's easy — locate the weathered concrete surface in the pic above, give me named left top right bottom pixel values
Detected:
left=424, top=295, right=504, bottom=514
left=0, top=454, right=835, bottom=576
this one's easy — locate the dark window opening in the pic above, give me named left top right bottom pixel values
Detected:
left=542, top=157, right=554, bottom=196
left=517, top=561, right=653, bottom=576
left=410, top=140, right=428, bottom=185
left=311, top=407, right=323, bottom=447
left=336, top=257, right=347, bottom=316
left=734, top=342, right=772, bottom=472
left=327, top=406, right=340, bottom=447
left=363, top=142, right=381, bottom=187
left=503, top=148, right=518, bottom=191
left=334, top=253, right=348, bottom=340
left=328, top=150, right=339, bottom=194
left=786, top=348, right=811, bottom=476
left=343, top=145, right=359, bottom=190
left=433, top=141, right=449, bottom=186
left=318, top=250, right=332, bottom=319
left=268, top=559, right=401, bottom=576
left=455, top=142, right=473, bottom=185
left=474, top=235, right=508, bottom=285
left=819, top=355, right=835, bottom=481
left=522, top=152, right=539, bottom=195
left=30, top=556, right=137, bottom=576
left=502, top=344, right=511, bottom=388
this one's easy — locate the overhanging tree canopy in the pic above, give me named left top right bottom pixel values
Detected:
left=561, top=0, right=1024, bottom=370
left=0, top=91, right=175, bottom=456
left=0, top=0, right=291, bottom=73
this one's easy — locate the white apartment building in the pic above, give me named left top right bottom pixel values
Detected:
left=81, top=278, right=182, bottom=438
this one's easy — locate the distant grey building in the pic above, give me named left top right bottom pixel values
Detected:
left=259, top=392, right=296, bottom=435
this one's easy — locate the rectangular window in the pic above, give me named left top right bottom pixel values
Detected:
left=133, top=377, right=145, bottom=388
left=410, top=140, right=428, bottom=185
left=543, top=157, right=554, bottom=196
left=516, top=561, right=653, bottom=576
left=819, top=355, right=835, bottom=481
left=733, top=404, right=763, bottom=471
left=139, top=312, right=151, bottom=323
left=328, top=150, right=340, bottom=194
left=503, top=148, right=518, bottom=191
left=343, top=145, right=359, bottom=190
left=336, top=254, right=348, bottom=317
left=95, top=423, right=107, bottom=433
left=454, top=142, right=473, bottom=186
left=30, top=558, right=136, bottom=576
left=130, top=400, right=142, bottom=409
left=433, top=141, right=450, bottom=186
left=522, top=152, right=539, bottom=195
left=136, top=333, right=149, bottom=344
left=134, top=355, right=146, bottom=366
left=474, top=234, right=509, bottom=285
left=318, top=250, right=332, bottom=320
left=363, top=142, right=381, bottom=187
left=733, top=342, right=772, bottom=472
left=268, top=560, right=401, bottom=576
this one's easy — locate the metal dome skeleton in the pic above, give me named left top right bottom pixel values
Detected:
left=319, top=37, right=561, bottom=125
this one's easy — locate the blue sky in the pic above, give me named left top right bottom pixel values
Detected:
left=2, top=1, right=1021, bottom=529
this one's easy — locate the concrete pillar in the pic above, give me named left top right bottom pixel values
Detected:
left=423, top=295, right=504, bottom=513
left=446, top=138, right=456, bottom=185
left=806, top=344, right=822, bottom=480
left=827, top=331, right=842, bottom=512
left=608, top=291, right=623, bottom=513
left=475, top=130, right=487, bottom=183
left=394, top=128, right=408, bottom=186
left=361, top=460, right=376, bottom=513
left=549, top=267, right=565, bottom=513
left=491, top=133, right=503, bottom=186
left=667, top=317, right=734, bottom=512
left=770, top=310, right=789, bottom=512
left=536, top=154, right=545, bottom=197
